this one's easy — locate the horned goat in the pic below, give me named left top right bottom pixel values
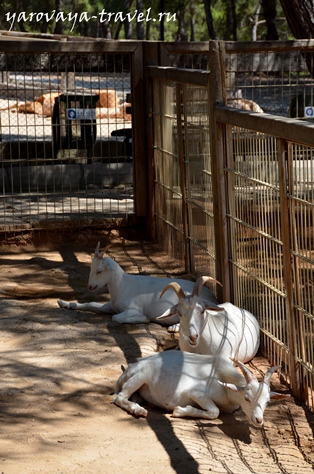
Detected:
left=113, top=350, right=289, bottom=426
left=157, top=277, right=260, bottom=363
left=58, top=243, right=218, bottom=325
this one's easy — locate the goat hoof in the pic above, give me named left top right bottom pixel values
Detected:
left=172, top=406, right=186, bottom=417
left=57, top=299, right=68, bottom=309
left=133, top=407, right=148, bottom=417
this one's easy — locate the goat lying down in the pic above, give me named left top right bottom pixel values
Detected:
left=113, top=350, right=289, bottom=426
left=58, top=243, right=218, bottom=325
left=157, top=277, right=260, bottom=363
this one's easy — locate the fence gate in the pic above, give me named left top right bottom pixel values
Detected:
left=149, top=66, right=216, bottom=282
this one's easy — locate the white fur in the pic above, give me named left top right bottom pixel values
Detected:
left=58, top=243, right=218, bottom=325
left=113, top=351, right=289, bottom=426
left=158, top=280, right=260, bottom=362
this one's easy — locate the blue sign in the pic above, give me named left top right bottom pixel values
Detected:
left=67, top=108, right=77, bottom=119
left=66, top=108, right=96, bottom=120
left=305, top=107, right=314, bottom=117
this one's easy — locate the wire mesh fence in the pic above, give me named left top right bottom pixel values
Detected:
left=2, top=37, right=314, bottom=411
left=227, top=127, right=289, bottom=370
left=150, top=41, right=314, bottom=410
left=151, top=68, right=216, bottom=280
left=225, top=44, right=314, bottom=118
left=153, top=79, right=186, bottom=263
left=217, top=42, right=314, bottom=402
left=0, top=48, right=133, bottom=231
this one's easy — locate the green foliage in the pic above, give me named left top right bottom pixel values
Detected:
left=0, top=0, right=294, bottom=41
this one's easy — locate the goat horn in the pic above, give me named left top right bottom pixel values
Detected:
left=192, top=276, right=222, bottom=297
left=231, top=359, right=257, bottom=384
left=94, top=242, right=112, bottom=260
left=102, top=243, right=112, bottom=253
left=94, top=241, right=101, bottom=257
left=263, top=366, right=279, bottom=385
left=160, top=282, right=186, bottom=300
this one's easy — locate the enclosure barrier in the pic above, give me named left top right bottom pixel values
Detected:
left=148, top=65, right=215, bottom=280
left=148, top=40, right=314, bottom=410
left=0, top=36, right=146, bottom=231
left=215, top=106, right=314, bottom=406
left=2, top=34, right=314, bottom=411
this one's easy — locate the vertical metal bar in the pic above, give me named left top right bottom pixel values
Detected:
left=176, top=83, right=190, bottom=274
left=277, top=137, right=300, bottom=399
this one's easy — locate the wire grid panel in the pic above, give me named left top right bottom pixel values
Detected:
left=182, top=84, right=215, bottom=277
left=226, top=126, right=289, bottom=370
left=168, top=53, right=210, bottom=70
left=152, top=77, right=216, bottom=277
left=0, top=51, right=133, bottom=231
left=152, top=78, right=186, bottom=265
left=287, top=142, right=314, bottom=406
left=225, top=48, right=314, bottom=118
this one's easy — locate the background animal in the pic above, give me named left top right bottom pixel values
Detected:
left=113, top=350, right=289, bottom=426
left=58, top=243, right=219, bottom=325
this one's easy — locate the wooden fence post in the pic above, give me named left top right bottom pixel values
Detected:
left=142, top=42, right=160, bottom=239
left=131, top=43, right=146, bottom=220
left=208, top=40, right=231, bottom=302
left=177, top=83, right=192, bottom=274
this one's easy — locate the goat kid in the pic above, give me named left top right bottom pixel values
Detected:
left=113, top=350, right=289, bottom=426
left=157, top=277, right=260, bottom=363
left=58, top=243, right=218, bottom=325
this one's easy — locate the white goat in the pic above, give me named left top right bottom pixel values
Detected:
left=157, top=277, right=260, bottom=363
left=58, top=243, right=219, bottom=325
left=113, top=350, right=289, bottom=426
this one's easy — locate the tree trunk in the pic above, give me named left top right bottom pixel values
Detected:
left=223, top=0, right=237, bottom=40
left=262, top=0, right=279, bottom=40
left=231, top=0, right=237, bottom=40
left=279, top=0, right=314, bottom=75
left=190, top=2, right=196, bottom=42
left=54, top=0, right=63, bottom=35
left=279, top=0, right=314, bottom=38
left=41, top=0, right=51, bottom=34
left=225, top=3, right=233, bottom=40
left=204, top=0, right=218, bottom=40
left=251, top=2, right=262, bottom=41
left=175, top=3, right=188, bottom=42
left=101, top=20, right=112, bottom=39
left=136, top=0, right=145, bottom=40
left=159, top=0, right=164, bottom=40
left=123, top=0, right=133, bottom=39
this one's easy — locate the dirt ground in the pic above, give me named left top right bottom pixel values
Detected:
left=0, top=229, right=314, bottom=474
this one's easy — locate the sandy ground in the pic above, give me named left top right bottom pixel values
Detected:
left=0, top=229, right=314, bottom=474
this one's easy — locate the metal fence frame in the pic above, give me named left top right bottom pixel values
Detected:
left=147, top=40, right=314, bottom=409
left=2, top=35, right=314, bottom=409
left=0, top=36, right=147, bottom=230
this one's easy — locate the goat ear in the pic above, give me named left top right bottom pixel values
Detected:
left=270, top=391, right=290, bottom=401
left=103, top=258, right=115, bottom=270
left=156, top=305, right=178, bottom=320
